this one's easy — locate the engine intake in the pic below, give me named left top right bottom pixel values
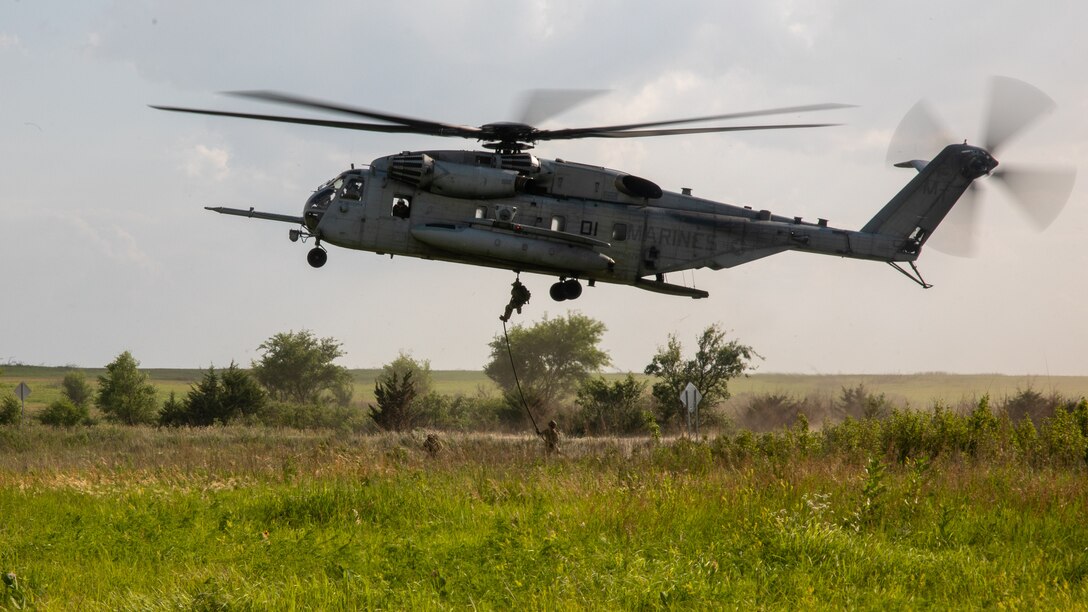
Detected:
left=615, top=174, right=663, bottom=199
left=390, top=153, right=524, bottom=198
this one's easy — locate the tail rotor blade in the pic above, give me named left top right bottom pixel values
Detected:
left=927, top=184, right=980, bottom=257
left=982, top=76, right=1056, bottom=153
left=990, top=165, right=1077, bottom=230
left=886, top=100, right=952, bottom=165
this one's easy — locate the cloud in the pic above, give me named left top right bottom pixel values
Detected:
left=184, top=144, right=231, bottom=181
left=84, top=32, right=102, bottom=50
left=62, top=214, right=160, bottom=273
left=0, top=32, right=23, bottom=50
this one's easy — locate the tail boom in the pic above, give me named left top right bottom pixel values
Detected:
left=859, top=143, right=996, bottom=253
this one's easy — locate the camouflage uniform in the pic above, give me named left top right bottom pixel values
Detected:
left=541, top=420, right=561, bottom=454
left=500, top=280, right=532, bottom=322
left=423, top=433, right=442, bottom=458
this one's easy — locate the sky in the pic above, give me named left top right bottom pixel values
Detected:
left=2, top=1, right=1086, bottom=376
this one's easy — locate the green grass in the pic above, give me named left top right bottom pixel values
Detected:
left=0, top=426, right=1085, bottom=609
left=726, top=372, right=1088, bottom=410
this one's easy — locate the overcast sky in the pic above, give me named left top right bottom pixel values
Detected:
left=2, top=1, right=1086, bottom=375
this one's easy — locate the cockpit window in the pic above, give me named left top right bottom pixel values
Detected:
left=306, top=187, right=335, bottom=210
left=340, top=178, right=364, bottom=201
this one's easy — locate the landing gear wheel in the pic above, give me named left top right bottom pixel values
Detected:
left=562, top=279, right=583, bottom=300
left=549, top=282, right=567, bottom=302
left=307, top=247, right=328, bottom=268
left=550, top=279, right=582, bottom=301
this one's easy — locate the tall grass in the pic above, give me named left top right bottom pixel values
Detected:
left=1, top=422, right=1086, bottom=608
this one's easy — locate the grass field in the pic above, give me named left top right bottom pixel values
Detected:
left=1, top=426, right=1085, bottom=609
left=4, top=366, right=1086, bottom=415
left=3, top=367, right=1086, bottom=607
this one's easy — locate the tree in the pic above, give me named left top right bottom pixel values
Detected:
left=575, top=374, right=648, bottom=435
left=61, top=371, right=94, bottom=408
left=96, top=351, right=158, bottom=425
left=251, top=330, right=352, bottom=405
left=644, top=324, right=759, bottom=428
left=369, top=353, right=432, bottom=431
left=484, top=313, right=611, bottom=417
left=158, top=392, right=188, bottom=427
left=159, top=363, right=266, bottom=426
left=220, top=362, right=267, bottom=418
left=183, top=367, right=224, bottom=426
left=370, top=371, right=419, bottom=432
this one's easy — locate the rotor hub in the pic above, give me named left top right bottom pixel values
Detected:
left=961, top=147, right=998, bottom=179
left=479, top=122, right=538, bottom=152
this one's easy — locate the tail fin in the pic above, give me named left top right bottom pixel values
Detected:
left=861, top=144, right=996, bottom=249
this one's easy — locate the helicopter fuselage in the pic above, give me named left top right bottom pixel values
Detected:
left=208, top=143, right=989, bottom=299
left=294, top=149, right=916, bottom=298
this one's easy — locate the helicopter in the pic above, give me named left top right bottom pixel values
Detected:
left=152, top=77, right=1075, bottom=301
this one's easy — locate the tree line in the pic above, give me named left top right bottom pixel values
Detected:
left=0, top=316, right=757, bottom=435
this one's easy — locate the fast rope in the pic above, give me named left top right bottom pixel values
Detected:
left=499, top=273, right=542, bottom=436
left=502, top=318, right=542, bottom=436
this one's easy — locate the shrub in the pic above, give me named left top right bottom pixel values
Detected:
left=740, top=392, right=806, bottom=432
left=1039, top=404, right=1087, bottom=467
left=248, top=401, right=371, bottom=433
left=574, top=375, right=648, bottom=435
left=836, top=384, right=889, bottom=420
left=643, top=411, right=662, bottom=442
left=929, top=403, right=970, bottom=458
left=1012, top=417, right=1040, bottom=461
left=821, top=416, right=883, bottom=460
left=0, top=394, right=21, bottom=425
left=413, top=393, right=508, bottom=431
left=884, top=408, right=928, bottom=464
left=652, top=437, right=712, bottom=474
left=1001, top=387, right=1050, bottom=424
left=38, top=398, right=90, bottom=427
left=966, top=395, right=999, bottom=457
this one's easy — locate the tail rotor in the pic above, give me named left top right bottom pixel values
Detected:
left=887, top=76, right=1076, bottom=256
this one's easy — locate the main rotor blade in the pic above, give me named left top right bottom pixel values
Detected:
left=544, top=122, right=841, bottom=140
left=982, top=76, right=1056, bottom=154
left=150, top=105, right=435, bottom=134
left=990, top=165, right=1077, bottom=230
left=225, top=90, right=481, bottom=138
left=926, top=184, right=980, bottom=257
left=516, top=89, right=608, bottom=126
left=886, top=100, right=951, bottom=165
left=539, top=103, right=853, bottom=140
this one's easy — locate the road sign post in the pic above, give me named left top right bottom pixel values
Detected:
left=679, top=382, right=703, bottom=437
left=14, top=382, right=31, bottom=425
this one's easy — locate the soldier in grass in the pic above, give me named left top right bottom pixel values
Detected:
left=422, top=433, right=442, bottom=458
left=540, top=420, right=561, bottom=455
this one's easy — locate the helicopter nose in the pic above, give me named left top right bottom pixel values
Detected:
left=303, top=207, right=324, bottom=233
left=302, top=188, right=334, bottom=231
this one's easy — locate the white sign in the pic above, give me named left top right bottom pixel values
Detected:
left=680, top=382, right=702, bottom=414
left=14, top=382, right=31, bottom=401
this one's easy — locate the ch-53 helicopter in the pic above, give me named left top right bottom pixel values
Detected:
left=152, top=77, right=1074, bottom=301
